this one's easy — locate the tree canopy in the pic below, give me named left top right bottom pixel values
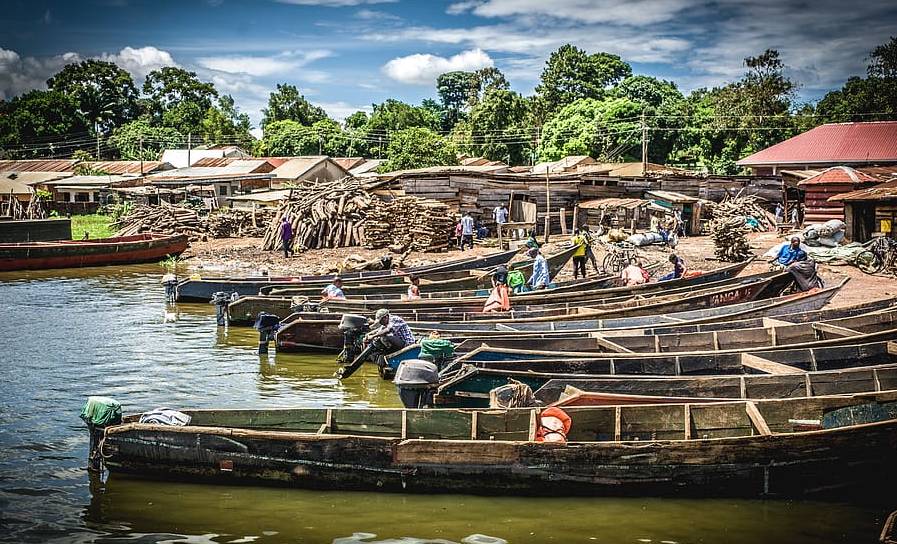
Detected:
left=46, top=59, right=139, bottom=133
left=260, top=84, right=328, bottom=129
left=538, top=97, right=642, bottom=162
left=534, top=45, right=631, bottom=121
left=380, top=127, right=457, bottom=172
left=0, top=90, right=90, bottom=158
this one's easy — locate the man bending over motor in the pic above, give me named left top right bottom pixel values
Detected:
left=366, top=308, right=415, bottom=354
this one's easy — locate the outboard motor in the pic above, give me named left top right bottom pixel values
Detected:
left=290, top=296, right=320, bottom=314
left=211, top=291, right=234, bottom=327
left=254, top=312, right=281, bottom=354
left=393, top=359, right=439, bottom=409
left=338, top=314, right=370, bottom=364
left=161, top=273, right=178, bottom=303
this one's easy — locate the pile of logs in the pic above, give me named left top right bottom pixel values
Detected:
left=207, top=209, right=273, bottom=238
left=365, top=196, right=455, bottom=252
left=261, top=178, right=371, bottom=251
left=707, top=196, right=770, bottom=262
left=114, top=203, right=205, bottom=240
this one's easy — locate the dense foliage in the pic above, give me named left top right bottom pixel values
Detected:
left=2, top=37, right=895, bottom=173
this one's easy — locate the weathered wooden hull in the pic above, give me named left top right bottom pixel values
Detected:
left=436, top=340, right=897, bottom=407
left=0, top=234, right=188, bottom=271
left=99, top=393, right=897, bottom=497
left=416, top=282, right=842, bottom=333
left=274, top=315, right=344, bottom=353
left=174, top=248, right=519, bottom=302
left=324, top=259, right=753, bottom=312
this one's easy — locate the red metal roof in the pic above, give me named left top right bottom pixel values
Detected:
left=85, top=161, right=170, bottom=174
left=737, top=122, right=897, bottom=166
left=797, top=166, right=879, bottom=186
left=0, top=159, right=78, bottom=172
left=829, top=179, right=897, bottom=202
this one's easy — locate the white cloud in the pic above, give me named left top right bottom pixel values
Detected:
left=197, top=50, right=331, bottom=77
left=354, top=8, right=399, bottom=20
left=275, top=0, right=396, bottom=5
left=450, top=0, right=696, bottom=25
left=316, top=100, right=372, bottom=122
left=382, top=48, right=494, bottom=85
left=99, top=46, right=177, bottom=81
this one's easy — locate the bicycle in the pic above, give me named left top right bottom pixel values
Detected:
left=855, top=236, right=897, bottom=276
left=600, top=241, right=646, bottom=275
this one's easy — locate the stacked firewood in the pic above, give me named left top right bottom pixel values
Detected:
left=207, top=209, right=274, bottom=238
left=708, top=196, right=767, bottom=261
left=261, top=178, right=372, bottom=251
left=114, top=203, right=205, bottom=240
left=364, top=196, right=455, bottom=252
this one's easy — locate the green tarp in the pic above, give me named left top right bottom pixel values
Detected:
left=80, top=396, right=122, bottom=427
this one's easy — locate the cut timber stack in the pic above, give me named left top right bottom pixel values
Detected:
left=365, top=196, right=454, bottom=252
left=707, top=195, right=770, bottom=262
left=207, top=209, right=273, bottom=238
left=261, top=178, right=371, bottom=251
left=114, top=203, right=205, bottom=240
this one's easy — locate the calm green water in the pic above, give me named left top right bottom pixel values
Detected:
left=0, top=265, right=890, bottom=543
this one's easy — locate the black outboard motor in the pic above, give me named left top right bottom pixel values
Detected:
left=338, top=314, right=370, bottom=364
left=162, top=273, right=178, bottom=303
left=211, top=291, right=234, bottom=327
left=254, top=312, right=281, bottom=354
left=289, top=296, right=320, bottom=314
left=393, top=359, right=439, bottom=408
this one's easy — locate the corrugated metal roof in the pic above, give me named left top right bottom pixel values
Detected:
left=737, top=122, right=897, bottom=166
left=645, top=190, right=699, bottom=204
left=578, top=198, right=648, bottom=210
left=44, top=175, right=134, bottom=186
left=270, top=157, right=337, bottom=179
left=797, top=166, right=879, bottom=186
left=0, top=159, right=78, bottom=172
left=84, top=161, right=172, bottom=174
left=0, top=177, right=34, bottom=195
left=332, top=157, right=366, bottom=171
left=2, top=171, right=72, bottom=186
left=349, top=159, right=384, bottom=176
left=829, top=179, right=897, bottom=202
left=191, top=157, right=238, bottom=167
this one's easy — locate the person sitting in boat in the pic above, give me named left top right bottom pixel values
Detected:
left=321, top=277, right=346, bottom=302
left=525, top=230, right=541, bottom=249
left=786, top=253, right=824, bottom=292
left=620, top=259, right=649, bottom=286
left=527, top=247, right=550, bottom=290
left=405, top=274, right=421, bottom=301
left=772, top=237, right=807, bottom=268
left=365, top=309, right=415, bottom=354
left=483, top=265, right=511, bottom=312
left=659, top=253, right=687, bottom=281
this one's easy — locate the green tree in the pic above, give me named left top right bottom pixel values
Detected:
left=467, top=67, right=509, bottom=107
left=109, top=119, right=184, bottom=160
left=46, top=59, right=139, bottom=134
left=815, top=38, right=897, bottom=123
left=614, top=75, right=687, bottom=164
left=0, top=90, right=90, bottom=158
left=868, top=36, right=897, bottom=78
left=142, top=67, right=218, bottom=135
left=464, top=89, right=532, bottom=165
left=201, top=95, right=254, bottom=149
left=534, top=45, right=632, bottom=121
left=380, top=127, right=457, bottom=172
left=537, top=97, right=642, bottom=162
left=362, top=99, right=441, bottom=157
left=260, top=84, right=328, bottom=129
left=344, top=111, right=369, bottom=130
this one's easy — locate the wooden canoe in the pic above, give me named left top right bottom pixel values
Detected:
left=323, top=258, right=753, bottom=312
left=414, top=281, right=844, bottom=334
left=451, top=304, right=897, bottom=357
left=276, top=284, right=849, bottom=355
left=98, top=391, right=897, bottom=497
left=882, top=510, right=897, bottom=544
left=174, top=248, right=520, bottom=302
left=0, top=233, right=188, bottom=271
left=435, top=340, right=897, bottom=407
left=228, top=262, right=758, bottom=326
left=548, top=363, right=897, bottom=406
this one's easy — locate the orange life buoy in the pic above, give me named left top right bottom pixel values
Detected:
left=536, top=406, right=572, bottom=443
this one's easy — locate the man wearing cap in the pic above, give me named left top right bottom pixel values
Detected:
left=366, top=308, right=415, bottom=354
left=528, top=247, right=550, bottom=290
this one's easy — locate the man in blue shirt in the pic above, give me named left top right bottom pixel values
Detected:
left=527, top=248, right=550, bottom=289
left=774, top=237, right=807, bottom=267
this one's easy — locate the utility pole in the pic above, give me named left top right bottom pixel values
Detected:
left=95, top=120, right=100, bottom=160
left=544, top=166, right=551, bottom=244
left=318, top=135, right=323, bottom=156
left=139, top=136, right=144, bottom=175
left=641, top=111, right=648, bottom=176
left=187, top=133, right=192, bottom=166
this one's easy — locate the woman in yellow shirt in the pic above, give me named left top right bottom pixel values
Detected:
left=570, top=229, right=587, bottom=279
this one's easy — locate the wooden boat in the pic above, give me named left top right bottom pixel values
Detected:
left=276, top=284, right=849, bottom=355
left=435, top=340, right=897, bottom=407
left=263, top=244, right=580, bottom=299
left=451, top=305, right=897, bottom=358
left=230, top=261, right=755, bottom=326
left=174, top=248, right=520, bottom=302
left=97, top=391, right=897, bottom=497
left=882, top=510, right=897, bottom=544
left=547, top=363, right=897, bottom=406
left=323, top=259, right=754, bottom=312
left=415, top=281, right=844, bottom=334
left=0, top=233, right=188, bottom=271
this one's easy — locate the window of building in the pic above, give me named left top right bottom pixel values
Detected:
left=75, top=192, right=90, bottom=202
left=219, top=185, right=229, bottom=196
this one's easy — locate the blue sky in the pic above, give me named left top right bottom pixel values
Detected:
left=2, top=0, right=896, bottom=133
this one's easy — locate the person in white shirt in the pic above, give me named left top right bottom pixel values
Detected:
left=493, top=203, right=509, bottom=228
left=321, top=277, right=346, bottom=302
left=460, top=212, right=475, bottom=251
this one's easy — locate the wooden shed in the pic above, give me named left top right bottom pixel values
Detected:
left=797, top=166, right=878, bottom=224
left=577, top=198, right=650, bottom=231
left=644, top=190, right=703, bottom=235
left=828, top=178, right=897, bottom=242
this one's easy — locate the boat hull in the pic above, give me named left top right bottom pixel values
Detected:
left=0, top=234, right=188, bottom=271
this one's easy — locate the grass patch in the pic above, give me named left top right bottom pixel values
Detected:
left=70, top=214, right=115, bottom=240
